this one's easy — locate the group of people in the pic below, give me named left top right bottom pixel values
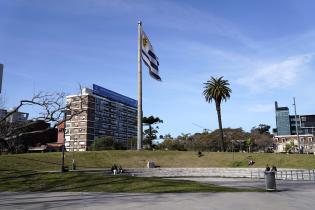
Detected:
left=265, top=164, right=277, bottom=172
left=111, top=164, right=123, bottom=175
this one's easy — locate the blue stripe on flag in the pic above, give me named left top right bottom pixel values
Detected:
left=149, top=71, right=161, bottom=81
left=148, top=50, right=159, bottom=66
left=148, top=50, right=157, bottom=60
left=143, top=59, right=161, bottom=81
left=142, top=59, right=151, bottom=69
left=150, top=61, right=159, bottom=71
left=142, top=50, right=150, bottom=61
left=142, top=50, right=159, bottom=70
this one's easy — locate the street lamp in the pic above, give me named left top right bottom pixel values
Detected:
left=293, top=97, right=300, bottom=153
left=61, top=107, right=69, bottom=172
left=231, top=140, right=235, bottom=160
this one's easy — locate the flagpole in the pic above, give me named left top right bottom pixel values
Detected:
left=137, top=21, right=143, bottom=150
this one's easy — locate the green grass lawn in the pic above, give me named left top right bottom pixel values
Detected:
left=0, top=171, right=259, bottom=192
left=1, top=151, right=315, bottom=172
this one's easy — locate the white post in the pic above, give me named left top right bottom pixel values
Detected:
left=137, top=21, right=143, bottom=150
left=293, top=97, right=300, bottom=152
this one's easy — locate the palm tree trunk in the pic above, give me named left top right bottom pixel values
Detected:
left=215, top=102, right=224, bottom=152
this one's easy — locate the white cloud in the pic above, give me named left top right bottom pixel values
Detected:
left=237, top=54, right=314, bottom=91
left=248, top=104, right=274, bottom=113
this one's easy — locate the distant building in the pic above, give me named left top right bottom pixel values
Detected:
left=274, top=101, right=315, bottom=136
left=275, top=102, right=291, bottom=135
left=4, top=120, right=57, bottom=149
left=65, top=84, right=137, bottom=151
left=274, top=101, right=315, bottom=153
left=0, top=109, right=7, bottom=120
left=274, top=134, right=314, bottom=153
left=6, top=110, right=29, bottom=123
left=57, top=122, right=65, bottom=144
left=0, top=108, right=29, bottom=123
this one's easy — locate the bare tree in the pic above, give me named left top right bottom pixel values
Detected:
left=0, top=87, right=87, bottom=153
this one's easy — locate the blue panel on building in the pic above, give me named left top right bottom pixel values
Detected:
left=93, top=84, right=137, bottom=108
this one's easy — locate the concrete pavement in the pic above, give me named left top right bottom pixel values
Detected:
left=1, top=177, right=315, bottom=210
left=1, top=188, right=315, bottom=210
left=168, top=177, right=315, bottom=191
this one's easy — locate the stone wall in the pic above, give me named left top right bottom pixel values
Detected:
left=124, top=168, right=315, bottom=180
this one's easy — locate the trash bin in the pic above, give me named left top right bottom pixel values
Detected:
left=62, top=166, right=69, bottom=172
left=147, top=161, right=155, bottom=168
left=265, top=171, right=276, bottom=191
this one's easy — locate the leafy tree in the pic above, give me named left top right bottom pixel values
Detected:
left=254, top=134, right=274, bottom=152
left=157, top=134, right=186, bottom=151
left=285, top=141, right=295, bottom=153
left=250, top=124, right=274, bottom=152
left=127, top=137, right=137, bottom=150
left=156, top=128, right=250, bottom=152
left=203, top=76, right=231, bottom=151
left=143, top=116, right=163, bottom=148
left=245, top=138, right=253, bottom=153
left=251, top=124, right=271, bottom=134
left=91, top=136, right=126, bottom=150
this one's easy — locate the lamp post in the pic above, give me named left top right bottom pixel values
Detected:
left=293, top=97, right=300, bottom=153
left=232, top=140, right=235, bottom=160
left=61, top=108, right=68, bottom=172
left=61, top=143, right=65, bottom=172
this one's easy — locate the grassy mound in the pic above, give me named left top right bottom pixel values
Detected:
left=0, top=151, right=315, bottom=172
left=0, top=171, right=260, bottom=192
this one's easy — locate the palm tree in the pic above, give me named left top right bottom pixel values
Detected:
left=203, top=76, right=231, bottom=152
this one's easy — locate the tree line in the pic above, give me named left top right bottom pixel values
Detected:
left=156, top=124, right=274, bottom=152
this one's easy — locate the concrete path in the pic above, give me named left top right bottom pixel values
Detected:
left=1, top=177, right=315, bottom=210
left=1, top=191, right=315, bottom=210
left=168, top=177, right=315, bottom=191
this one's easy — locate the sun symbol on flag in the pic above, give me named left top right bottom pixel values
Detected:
left=143, top=37, right=148, bottom=47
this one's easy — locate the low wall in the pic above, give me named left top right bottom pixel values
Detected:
left=124, top=168, right=315, bottom=180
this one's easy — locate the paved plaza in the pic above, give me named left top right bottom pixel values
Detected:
left=1, top=178, right=315, bottom=210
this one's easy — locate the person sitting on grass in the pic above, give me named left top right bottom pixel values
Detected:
left=198, top=151, right=204, bottom=157
left=111, top=164, right=118, bottom=175
left=248, top=159, right=255, bottom=166
left=118, top=165, right=123, bottom=174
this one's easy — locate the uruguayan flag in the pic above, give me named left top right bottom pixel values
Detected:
left=141, top=31, right=161, bottom=81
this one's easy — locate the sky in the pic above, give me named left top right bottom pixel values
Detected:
left=1, top=0, right=315, bottom=137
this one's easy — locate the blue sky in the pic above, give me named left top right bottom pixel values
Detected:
left=1, top=0, right=315, bottom=136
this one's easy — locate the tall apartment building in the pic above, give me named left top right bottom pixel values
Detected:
left=275, top=102, right=291, bottom=135
left=275, top=101, right=315, bottom=135
left=65, top=84, right=137, bottom=151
